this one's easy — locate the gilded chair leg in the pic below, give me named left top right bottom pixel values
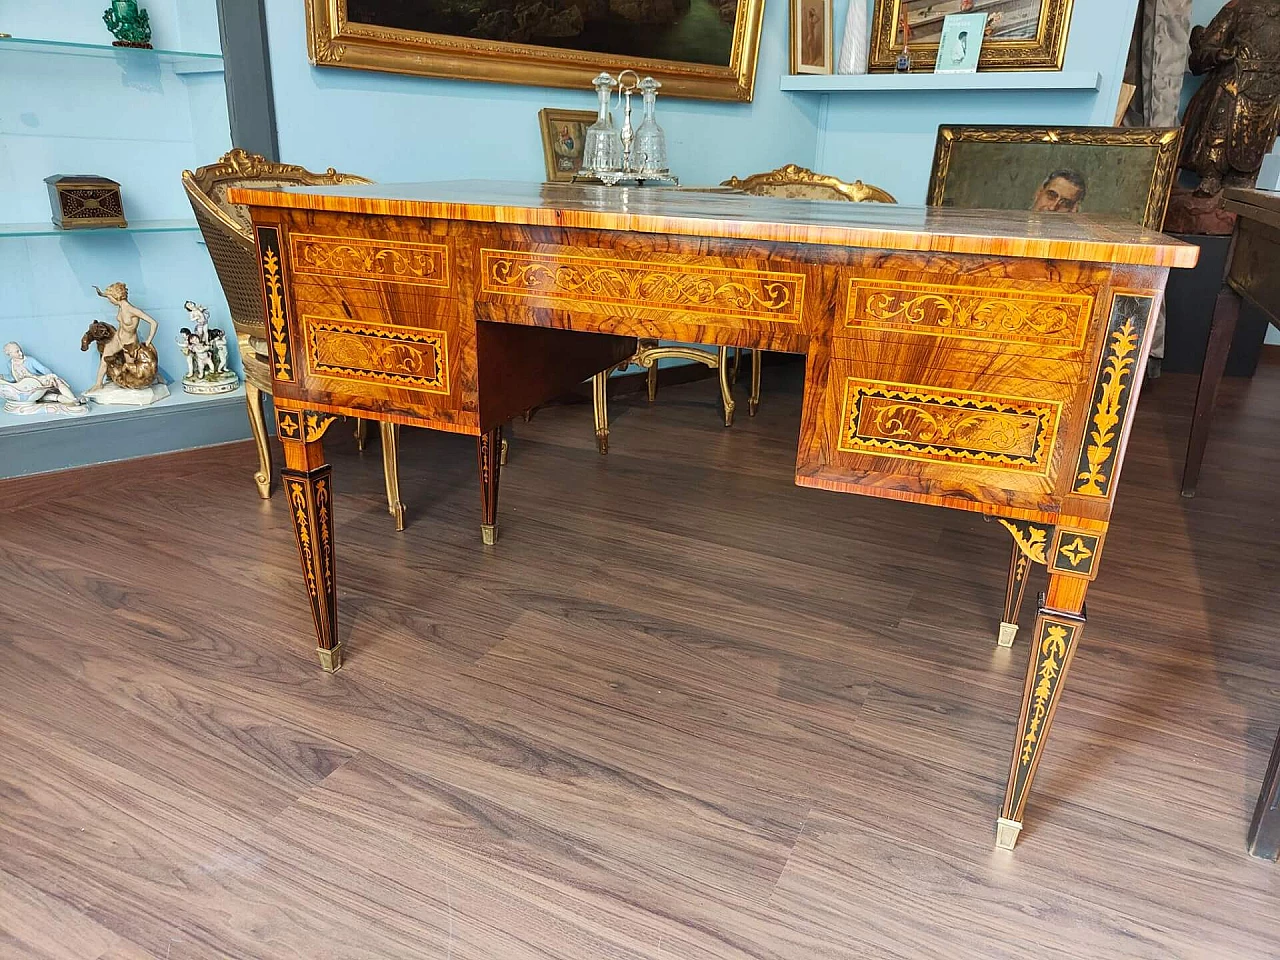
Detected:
left=380, top=421, right=405, bottom=532
left=500, top=437, right=509, bottom=466
left=749, top=348, right=762, bottom=417
left=354, top=418, right=369, bottom=451
left=245, top=383, right=272, bottom=499
left=729, top=345, right=742, bottom=384
left=592, top=370, right=610, bottom=454
left=647, top=363, right=659, bottom=403
left=717, top=346, right=736, bottom=427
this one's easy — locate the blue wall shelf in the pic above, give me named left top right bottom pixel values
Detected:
left=780, top=71, right=1102, bottom=93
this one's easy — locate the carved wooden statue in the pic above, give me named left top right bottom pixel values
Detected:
left=1180, top=0, right=1280, bottom=195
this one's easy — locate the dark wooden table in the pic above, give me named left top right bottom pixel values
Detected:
left=1182, top=187, right=1280, bottom=497
left=1180, top=186, right=1280, bottom=860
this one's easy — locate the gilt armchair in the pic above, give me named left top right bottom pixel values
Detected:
left=183, top=149, right=407, bottom=529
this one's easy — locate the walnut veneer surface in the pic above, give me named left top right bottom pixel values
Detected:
left=229, top=180, right=1197, bottom=850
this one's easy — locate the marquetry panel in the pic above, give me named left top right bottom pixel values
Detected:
left=274, top=407, right=338, bottom=443
left=301, top=315, right=450, bottom=395
left=478, top=248, right=805, bottom=324
left=838, top=378, right=1062, bottom=474
left=255, top=225, right=294, bottom=383
left=289, top=233, right=450, bottom=288
left=844, top=277, right=1094, bottom=349
left=1048, top=526, right=1105, bottom=579
left=1072, top=292, right=1154, bottom=498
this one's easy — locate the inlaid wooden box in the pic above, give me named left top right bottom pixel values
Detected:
left=45, top=175, right=128, bottom=229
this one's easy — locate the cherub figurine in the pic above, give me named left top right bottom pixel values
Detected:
left=82, top=281, right=160, bottom=391
left=175, top=301, right=237, bottom=395
left=0, top=342, right=86, bottom=416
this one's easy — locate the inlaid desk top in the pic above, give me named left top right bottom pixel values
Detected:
left=234, top=179, right=1195, bottom=852
left=233, top=180, right=1198, bottom=268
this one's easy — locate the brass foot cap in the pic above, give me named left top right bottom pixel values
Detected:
left=997, top=621, right=1018, bottom=648
left=595, top=431, right=609, bottom=456
left=481, top=523, right=497, bottom=546
left=500, top=438, right=509, bottom=466
left=995, top=817, right=1022, bottom=850
left=317, top=642, right=344, bottom=673
left=391, top=502, right=405, bottom=532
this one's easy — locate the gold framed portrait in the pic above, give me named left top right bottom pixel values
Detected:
left=927, top=126, right=1182, bottom=230
left=868, top=0, right=1073, bottom=72
left=305, top=0, right=766, bottom=102
left=538, top=108, right=596, bottom=183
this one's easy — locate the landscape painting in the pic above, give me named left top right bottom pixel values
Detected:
left=307, top=0, right=766, bottom=101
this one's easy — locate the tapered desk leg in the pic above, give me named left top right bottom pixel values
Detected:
left=354, top=418, right=369, bottom=451
left=281, top=436, right=340, bottom=673
left=478, top=425, right=503, bottom=545
left=1182, top=286, right=1240, bottom=498
left=592, top=370, right=610, bottom=455
left=717, top=346, right=736, bottom=427
left=1000, top=541, right=1031, bottom=648
left=998, top=572, right=1088, bottom=849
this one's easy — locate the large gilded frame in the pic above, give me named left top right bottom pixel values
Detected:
left=305, top=0, right=766, bottom=101
left=868, top=0, right=1073, bottom=72
left=927, top=126, right=1183, bottom=230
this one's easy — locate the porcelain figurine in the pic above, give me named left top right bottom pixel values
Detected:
left=176, top=301, right=237, bottom=395
left=80, top=282, right=169, bottom=405
left=0, top=342, right=87, bottom=416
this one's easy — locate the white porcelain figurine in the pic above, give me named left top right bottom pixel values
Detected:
left=80, top=281, right=170, bottom=406
left=0, top=342, right=87, bottom=416
left=176, top=300, right=237, bottom=395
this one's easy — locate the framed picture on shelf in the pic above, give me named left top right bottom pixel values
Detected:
left=790, top=0, right=834, bottom=75
left=538, top=108, right=596, bottom=183
left=305, top=0, right=766, bottom=102
left=927, top=126, right=1182, bottom=229
left=934, top=13, right=987, bottom=74
left=868, top=0, right=1072, bottom=72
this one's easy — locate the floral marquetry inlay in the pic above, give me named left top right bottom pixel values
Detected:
left=480, top=249, right=804, bottom=322
left=303, top=317, right=449, bottom=394
left=846, top=278, right=1093, bottom=348
left=290, top=234, right=449, bottom=287
left=839, top=379, right=1061, bottom=474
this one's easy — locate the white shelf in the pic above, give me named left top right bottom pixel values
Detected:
left=780, top=71, right=1101, bottom=93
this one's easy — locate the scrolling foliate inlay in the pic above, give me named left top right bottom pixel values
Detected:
left=480, top=249, right=804, bottom=322
left=303, top=316, right=449, bottom=394
left=997, top=518, right=1054, bottom=565
left=275, top=407, right=338, bottom=443
left=256, top=225, right=293, bottom=382
left=1073, top=293, right=1154, bottom=497
left=290, top=234, right=449, bottom=287
left=846, top=279, right=1093, bottom=348
left=838, top=379, right=1061, bottom=473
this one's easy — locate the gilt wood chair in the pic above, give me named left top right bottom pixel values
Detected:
left=183, top=149, right=408, bottom=529
left=589, top=166, right=895, bottom=455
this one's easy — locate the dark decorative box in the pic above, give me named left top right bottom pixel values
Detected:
left=44, top=175, right=128, bottom=229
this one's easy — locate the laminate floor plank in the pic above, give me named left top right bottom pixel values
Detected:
left=1, top=362, right=1278, bottom=959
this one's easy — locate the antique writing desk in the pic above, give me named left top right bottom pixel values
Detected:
left=230, top=181, right=1197, bottom=849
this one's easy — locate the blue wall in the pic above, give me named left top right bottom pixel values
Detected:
left=0, top=1, right=243, bottom=478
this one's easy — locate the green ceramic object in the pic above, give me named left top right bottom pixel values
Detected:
left=103, top=0, right=151, bottom=48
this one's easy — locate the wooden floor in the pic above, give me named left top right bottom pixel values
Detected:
left=2, top=361, right=1279, bottom=960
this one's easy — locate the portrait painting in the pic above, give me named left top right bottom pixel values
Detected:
left=306, top=0, right=766, bottom=101
left=927, top=126, right=1183, bottom=230
left=539, top=108, right=596, bottom=182
left=791, top=0, right=833, bottom=74
left=868, top=0, right=1073, bottom=71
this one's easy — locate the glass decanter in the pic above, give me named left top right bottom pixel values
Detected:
left=633, top=76, right=669, bottom=178
left=579, top=72, right=621, bottom=178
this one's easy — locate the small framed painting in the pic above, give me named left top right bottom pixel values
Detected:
left=538, top=108, right=597, bottom=183
left=934, top=13, right=987, bottom=74
left=791, top=0, right=834, bottom=75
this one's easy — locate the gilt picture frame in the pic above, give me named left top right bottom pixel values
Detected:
left=539, top=108, right=597, bottom=183
left=790, top=0, right=834, bottom=75
left=868, top=0, right=1073, bottom=72
left=927, top=126, right=1183, bottom=230
left=305, top=0, right=766, bottom=101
